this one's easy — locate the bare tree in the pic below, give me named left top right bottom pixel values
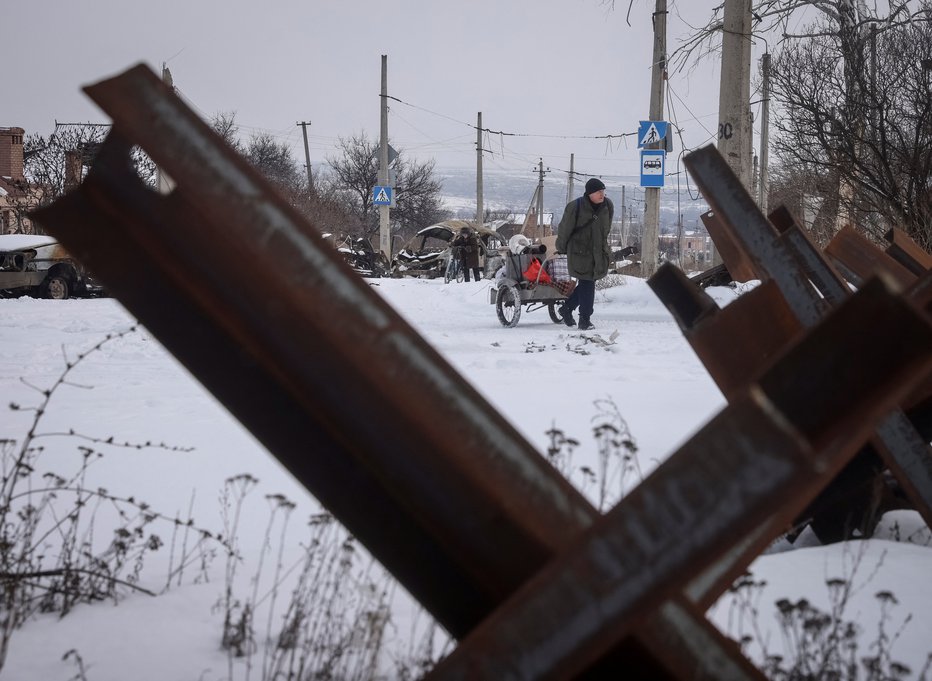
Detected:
left=668, top=1, right=931, bottom=247
left=769, top=6, right=932, bottom=247
left=20, top=124, right=155, bottom=234
left=325, top=132, right=449, bottom=243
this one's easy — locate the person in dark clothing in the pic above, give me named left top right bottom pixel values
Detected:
left=451, top=226, right=482, bottom=282
left=554, top=178, right=614, bottom=330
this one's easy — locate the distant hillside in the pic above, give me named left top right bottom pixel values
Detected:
left=435, top=166, right=710, bottom=231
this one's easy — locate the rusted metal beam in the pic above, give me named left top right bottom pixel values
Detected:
left=648, top=264, right=802, bottom=402
left=825, top=225, right=916, bottom=290
left=685, top=148, right=829, bottom=327
left=684, top=146, right=932, bottom=535
left=699, top=209, right=761, bottom=282
left=885, top=227, right=932, bottom=276
left=427, top=276, right=932, bottom=681
left=33, top=64, right=768, bottom=680
left=34, top=67, right=596, bottom=638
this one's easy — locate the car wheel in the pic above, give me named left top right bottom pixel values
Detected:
left=43, top=275, right=70, bottom=300
left=495, top=283, right=522, bottom=328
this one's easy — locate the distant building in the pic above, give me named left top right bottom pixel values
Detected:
left=0, top=126, right=36, bottom=234
left=659, top=229, right=714, bottom=270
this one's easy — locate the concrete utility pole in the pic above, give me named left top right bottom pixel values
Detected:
left=476, top=112, right=484, bottom=227
left=641, top=0, right=666, bottom=278
left=621, top=185, right=627, bottom=246
left=717, top=0, right=753, bottom=190
left=758, top=52, right=771, bottom=214
left=566, top=154, right=575, bottom=204
left=537, top=159, right=546, bottom=233
left=297, top=121, right=314, bottom=193
left=378, top=55, right=391, bottom=258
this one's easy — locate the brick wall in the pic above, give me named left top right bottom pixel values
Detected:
left=0, top=127, right=25, bottom=181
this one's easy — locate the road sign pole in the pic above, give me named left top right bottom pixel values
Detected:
left=642, top=0, right=666, bottom=279
left=379, top=56, right=391, bottom=258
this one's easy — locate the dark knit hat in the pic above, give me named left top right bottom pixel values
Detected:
left=585, top=178, right=606, bottom=195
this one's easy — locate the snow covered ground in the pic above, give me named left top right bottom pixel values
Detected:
left=1, top=276, right=929, bottom=679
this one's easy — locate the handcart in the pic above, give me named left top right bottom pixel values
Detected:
left=489, top=251, right=574, bottom=328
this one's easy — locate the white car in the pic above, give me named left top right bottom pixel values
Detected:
left=0, top=234, right=102, bottom=299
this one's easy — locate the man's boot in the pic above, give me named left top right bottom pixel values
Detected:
left=559, top=304, right=576, bottom=327
left=578, top=315, right=595, bottom=331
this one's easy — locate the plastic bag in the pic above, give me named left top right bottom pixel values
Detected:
left=522, top=258, right=551, bottom=284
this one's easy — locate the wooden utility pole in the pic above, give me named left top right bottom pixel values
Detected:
left=758, top=53, right=771, bottom=214
left=297, top=121, right=314, bottom=193
left=641, top=0, right=666, bottom=278
left=378, top=55, right=390, bottom=258
left=566, top=154, right=575, bottom=204
left=476, top=112, right=484, bottom=227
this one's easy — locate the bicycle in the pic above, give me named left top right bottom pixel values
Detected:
left=444, top=251, right=465, bottom=284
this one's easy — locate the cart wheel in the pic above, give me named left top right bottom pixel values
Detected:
left=495, top=283, right=522, bottom=327
left=548, top=302, right=565, bottom=324
left=444, top=261, right=454, bottom=284
left=456, top=265, right=465, bottom=283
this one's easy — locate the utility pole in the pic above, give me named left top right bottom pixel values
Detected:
left=566, top=154, right=575, bottom=204
left=297, top=121, right=314, bottom=193
left=537, top=159, right=545, bottom=234
left=641, top=0, right=666, bottom=278
left=378, top=55, right=390, bottom=258
left=621, top=185, right=627, bottom=246
left=717, top=0, right=753, bottom=190
left=758, top=52, right=771, bottom=214
left=476, top=112, right=484, bottom=227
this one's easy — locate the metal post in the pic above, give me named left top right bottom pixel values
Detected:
left=379, top=55, right=390, bottom=258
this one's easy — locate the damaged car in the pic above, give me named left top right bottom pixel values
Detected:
left=391, top=221, right=508, bottom=279
left=0, top=234, right=103, bottom=299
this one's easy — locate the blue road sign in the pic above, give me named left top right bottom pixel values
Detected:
left=637, top=120, right=669, bottom=148
left=640, top=149, right=665, bottom=188
left=373, top=185, right=393, bottom=206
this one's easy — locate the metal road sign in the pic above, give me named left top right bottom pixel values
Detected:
left=640, top=149, right=665, bottom=187
left=638, top=120, right=668, bottom=148
left=373, top=185, right=393, bottom=206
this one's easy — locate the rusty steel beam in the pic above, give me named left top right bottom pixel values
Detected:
left=427, top=276, right=932, bottom=681
left=685, top=146, right=932, bottom=534
left=885, top=227, right=932, bottom=276
left=699, top=209, right=761, bottom=283
left=33, top=66, right=595, bottom=638
left=825, top=225, right=917, bottom=290
left=649, top=264, right=803, bottom=402
left=32, top=65, right=770, bottom=680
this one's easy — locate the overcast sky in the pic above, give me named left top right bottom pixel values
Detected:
left=7, top=1, right=775, bottom=183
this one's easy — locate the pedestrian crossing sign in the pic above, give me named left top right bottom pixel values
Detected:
left=373, top=185, right=393, bottom=206
left=637, top=120, right=668, bottom=148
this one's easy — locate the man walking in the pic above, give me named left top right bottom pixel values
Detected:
left=555, top=178, right=614, bottom=330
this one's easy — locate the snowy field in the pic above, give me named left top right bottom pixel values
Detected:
left=1, top=276, right=929, bottom=679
